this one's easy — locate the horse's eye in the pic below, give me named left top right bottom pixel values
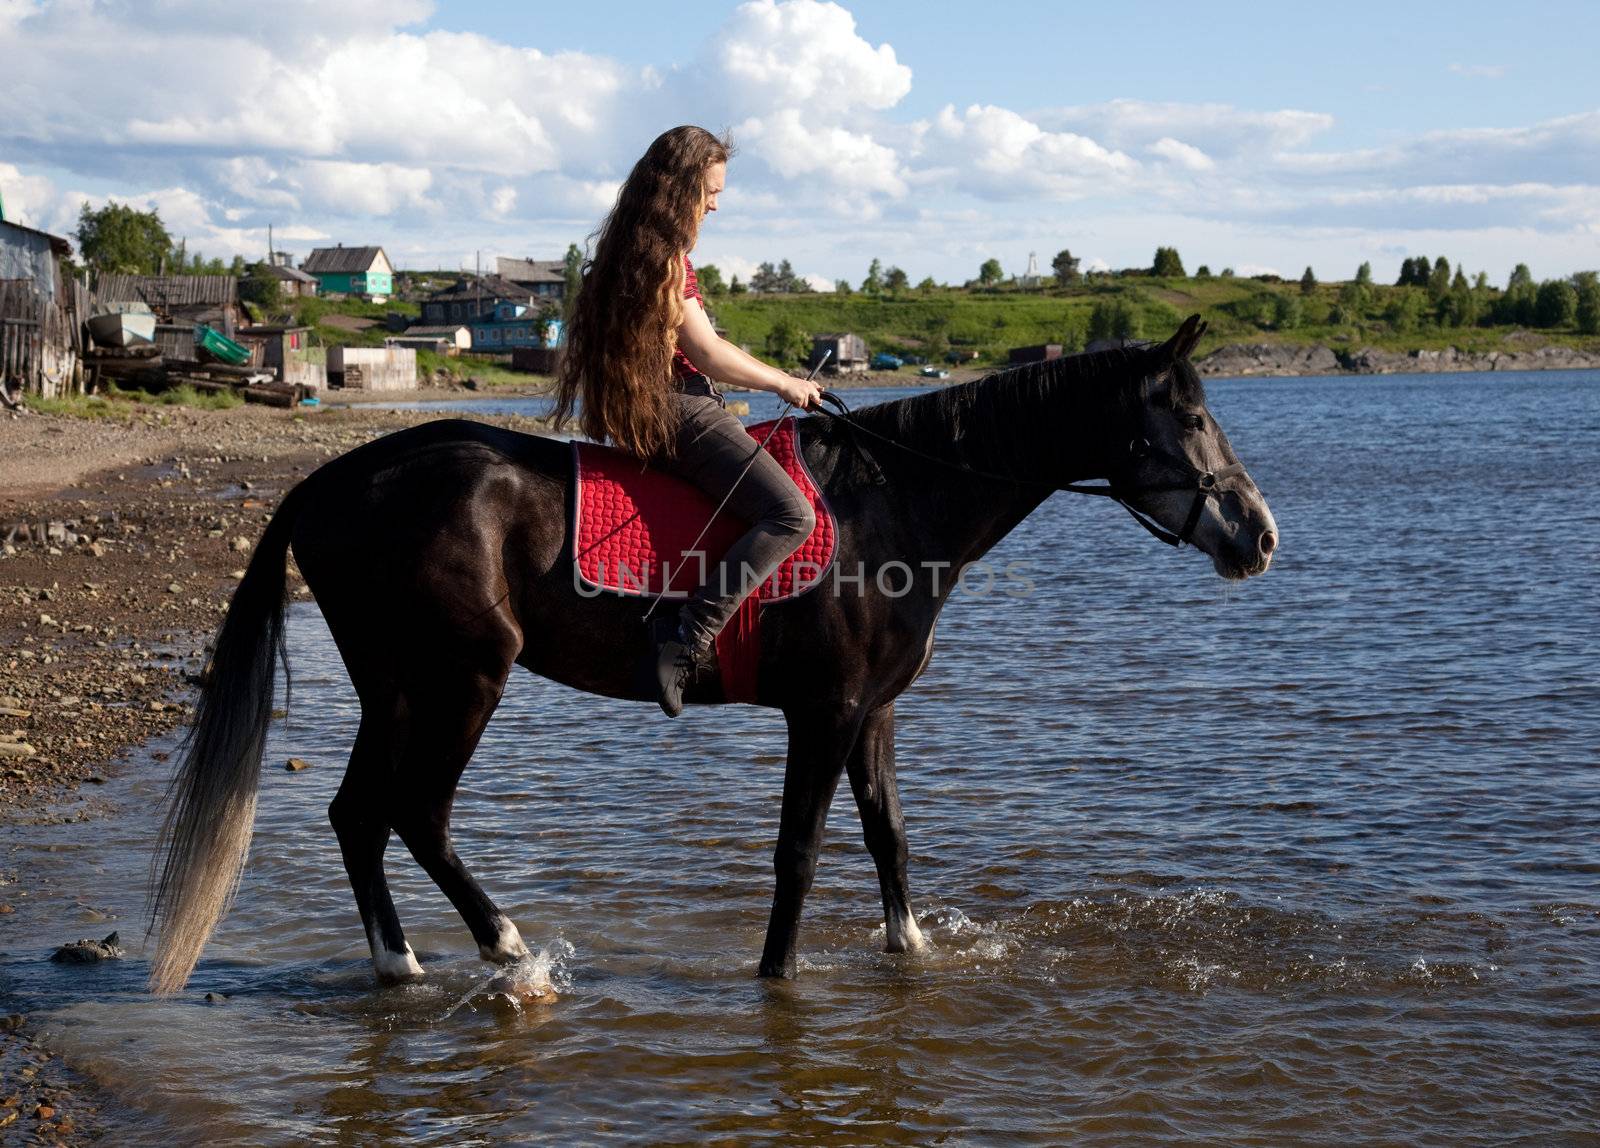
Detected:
left=1182, top=413, right=1204, bottom=431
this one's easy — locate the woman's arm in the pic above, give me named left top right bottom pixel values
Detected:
left=677, top=298, right=822, bottom=409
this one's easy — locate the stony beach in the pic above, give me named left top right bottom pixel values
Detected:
left=0, top=391, right=554, bottom=1145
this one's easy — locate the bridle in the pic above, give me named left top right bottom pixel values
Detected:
left=1061, top=436, right=1247, bottom=549
left=814, top=390, right=1245, bottom=550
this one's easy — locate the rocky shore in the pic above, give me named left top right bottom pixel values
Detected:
left=0, top=397, right=556, bottom=1145
left=1195, top=338, right=1600, bottom=378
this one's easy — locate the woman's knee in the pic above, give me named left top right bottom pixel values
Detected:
left=771, top=492, right=815, bottom=539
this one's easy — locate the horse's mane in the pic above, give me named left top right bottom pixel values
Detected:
left=811, top=343, right=1201, bottom=482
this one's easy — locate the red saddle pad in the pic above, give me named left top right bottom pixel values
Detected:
left=572, top=418, right=837, bottom=601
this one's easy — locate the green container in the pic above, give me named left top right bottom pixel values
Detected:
left=195, top=324, right=251, bottom=366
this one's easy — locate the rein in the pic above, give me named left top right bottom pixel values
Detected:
left=813, top=390, right=1242, bottom=549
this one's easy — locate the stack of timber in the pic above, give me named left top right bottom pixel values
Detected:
left=85, top=344, right=304, bottom=406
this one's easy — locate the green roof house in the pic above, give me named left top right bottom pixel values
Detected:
left=302, top=245, right=394, bottom=300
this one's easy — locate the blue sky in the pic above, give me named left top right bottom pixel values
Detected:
left=3, top=0, right=1597, bottom=287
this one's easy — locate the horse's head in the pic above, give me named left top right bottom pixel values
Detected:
left=1110, top=315, right=1277, bottom=580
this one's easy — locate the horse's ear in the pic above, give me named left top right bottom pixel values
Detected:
left=1158, top=314, right=1207, bottom=364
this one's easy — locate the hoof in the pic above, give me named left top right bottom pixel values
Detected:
left=485, top=955, right=558, bottom=1005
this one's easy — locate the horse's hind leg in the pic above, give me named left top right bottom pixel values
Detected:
left=845, top=702, right=926, bottom=953
left=759, top=706, right=863, bottom=978
left=388, top=665, right=532, bottom=967
left=330, top=714, right=420, bottom=982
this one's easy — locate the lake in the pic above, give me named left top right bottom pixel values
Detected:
left=4, top=368, right=1598, bottom=1144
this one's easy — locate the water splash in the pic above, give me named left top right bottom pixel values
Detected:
left=437, top=939, right=575, bottom=1021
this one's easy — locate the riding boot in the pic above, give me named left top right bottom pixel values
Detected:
left=652, top=618, right=712, bottom=718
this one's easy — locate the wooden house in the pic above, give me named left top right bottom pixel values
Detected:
left=496, top=257, right=568, bottom=302
left=302, top=245, right=394, bottom=299
left=809, top=333, right=868, bottom=374
left=421, top=275, right=535, bottom=325
left=327, top=346, right=416, bottom=391
left=231, top=325, right=325, bottom=388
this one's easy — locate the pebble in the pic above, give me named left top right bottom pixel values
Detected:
left=285, top=757, right=311, bottom=772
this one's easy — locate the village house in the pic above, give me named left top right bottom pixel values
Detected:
left=496, top=256, right=567, bottom=302
left=420, top=274, right=534, bottom=325
left=469, top=299, right=558, bottom=352
left=262, top=252, right=318, bottom=299
left=302, top=245, right=394, bottom=300
left=809, top=333, right=869, bottom=374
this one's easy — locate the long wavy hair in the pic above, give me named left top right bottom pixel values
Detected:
left=554, top=125, right=732, bottom=458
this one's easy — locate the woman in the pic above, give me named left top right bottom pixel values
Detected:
left=554, top=126, right=822, bottom=717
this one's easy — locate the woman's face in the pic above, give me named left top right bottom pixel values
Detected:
left=700, top=162, right=726, bottom=225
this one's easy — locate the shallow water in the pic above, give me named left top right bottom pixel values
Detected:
left=4, top=370, right=1599, bottom=1145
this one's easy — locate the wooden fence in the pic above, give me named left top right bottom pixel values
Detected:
left=0, top=278, right=87, bottom=402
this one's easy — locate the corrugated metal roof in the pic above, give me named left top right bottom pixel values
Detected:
left=497, top=257, right=565, bottom=284
left=303, top=246, right=388, bottom=274
left=0, top=218, right=73, bottom=257
left=96, top=273, right=238, bottom=306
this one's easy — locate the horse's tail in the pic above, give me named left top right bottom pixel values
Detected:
left=147, top=481, right=306, bottom=995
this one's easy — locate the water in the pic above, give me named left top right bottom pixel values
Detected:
left=5, top=370, right=1599, bottom=1145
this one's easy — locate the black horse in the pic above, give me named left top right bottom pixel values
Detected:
left=148, top=315, right=1276, bottom=994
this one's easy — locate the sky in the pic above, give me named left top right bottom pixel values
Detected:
left=2, top=0, right=1597, bottom=288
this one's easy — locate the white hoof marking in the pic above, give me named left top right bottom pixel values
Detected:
left=479, top=917, right=530, bottom=964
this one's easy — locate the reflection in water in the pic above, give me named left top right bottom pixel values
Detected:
left=3, top=370, right=1598, bottom=1144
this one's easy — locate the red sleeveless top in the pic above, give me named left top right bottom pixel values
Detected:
left=672, top=256, right=706, bottom=383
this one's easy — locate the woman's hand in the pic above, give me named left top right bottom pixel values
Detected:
left=777, top=376, right=823, bottom=410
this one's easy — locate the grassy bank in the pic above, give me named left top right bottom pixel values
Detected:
left=28, top=383, right=244, bottom=419
left=709, top=276, right=1600, bottom=367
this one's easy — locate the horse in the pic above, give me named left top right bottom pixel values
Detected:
left=147, top=314, right=1277, bottom=994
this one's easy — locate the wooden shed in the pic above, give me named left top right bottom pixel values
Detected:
left=95, top=273, right=243, bottom=335
left=387, top=325, right=472, bottom=355
left=327, top=346, right=416, bottom=391
left=1, top=219, right=88, bottom=403
left=1008, top=343, right=1063, bottom=365
left=809, top=333, right=868, bottom=374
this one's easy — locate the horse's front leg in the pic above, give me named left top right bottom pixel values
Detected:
left=846, top=702, right=926, bottom=954
left=758, top=705, right=863, bottom=978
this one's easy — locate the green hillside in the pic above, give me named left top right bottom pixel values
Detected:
left=709, top=274, right=1600, bottom=368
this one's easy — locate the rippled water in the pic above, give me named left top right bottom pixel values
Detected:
left=5, top=370, right=1599, bottom=1145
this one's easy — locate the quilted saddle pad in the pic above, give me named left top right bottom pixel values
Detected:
left=572, top=418, right=837, bottom=601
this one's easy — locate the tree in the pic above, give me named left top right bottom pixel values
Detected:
left=729, top=275, right=746, bottom=295
left=238, top=262, right=283, bottom=310
left=76, top=200, right=173, bottom=274
left=751, top=261, right=782, bottom=293
left=1499, top=263, right=1538, bottom=325
left=1332, top=281, right=1367, bottom=325
left=563, top=243, right=584, bottom=317
left=696, top=263, right=725, bottom=296
left=978, top=257, right=1003, bottom=287
left=1219, top=267, right=1235, bottom=278
left=1384, top=290, right=1424, bottom=333
left=1427, top=256, right=1452, bottom=303
left=1272, top=293, right=1302, bottom=330
left=861, top=258, right=883, bottom=295
left=1300, top=266, right=1318, bottom=295
left=1195, top=265, right=1212, bottom=278
left=1050, top=248, right=1081, bottom=285
left=884, top=265, right=909, bottom=293
left=1439, top=268, right=1477, bottom=328
left=1534, top=279, right=1577, bottom=328
left=1575, top=272, right=1600, bottom=335
left=764, top=316, right=810, bottom=366
left=1151, top=246, right=1185, bottom=277
left=916, top=276, right=937, bottom=294
left=834, top=279, right=853, bottom=295
left=1088, top=298, right=1140, bottom=342
left=1356, top=261, right=1373, bottom=287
